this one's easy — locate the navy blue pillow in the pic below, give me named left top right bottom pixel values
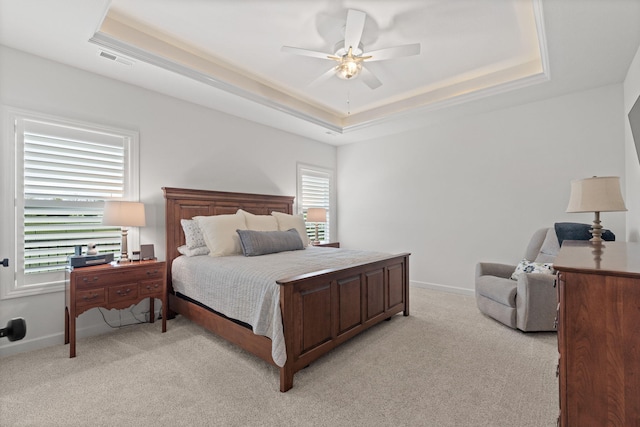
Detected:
left=554, top=222, right=615, bottom=245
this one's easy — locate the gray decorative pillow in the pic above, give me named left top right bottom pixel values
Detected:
left=181, top=219, right=207, bottom=250
left=236, top=228, right=304, bottom=257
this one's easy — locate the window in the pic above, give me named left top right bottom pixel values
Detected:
left=297, top=164, right=335, bottom=242
left=1, top=108, right=139, bottom=298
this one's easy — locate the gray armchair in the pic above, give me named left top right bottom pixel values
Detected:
left=475, top=228, right=559, bottom=332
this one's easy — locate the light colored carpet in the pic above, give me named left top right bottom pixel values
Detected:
left=0, top=287, right=558, bottom=426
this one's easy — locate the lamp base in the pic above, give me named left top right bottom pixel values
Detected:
left=118, top=228, right=131, bottom=263
left=589, top=211, right=603, bottom=243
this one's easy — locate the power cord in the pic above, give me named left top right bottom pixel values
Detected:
left=97, top=301, right=163, bottom=329
left=98, top=308, right=144, bottom=329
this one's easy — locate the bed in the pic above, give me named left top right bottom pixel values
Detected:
left=163, top=187, right=410, bottom=392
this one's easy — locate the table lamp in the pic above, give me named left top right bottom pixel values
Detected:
left=306, top=208, right=327, bottom=245
left=566, top=176, right=626, bottom=242
left=102, top=201, right=146, bottom=262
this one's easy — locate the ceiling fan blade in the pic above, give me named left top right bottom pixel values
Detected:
left=366, top=43, right=421, bottom=62
left=281, top=46, right=332, bottom=60
left=360, top=67, right=382, bottom=90
left=344, top=9, right=366, bottom=51
left=309, top=67, right=337, bottom=87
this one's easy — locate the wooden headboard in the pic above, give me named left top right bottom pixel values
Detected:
left=162, top=187, right=294, bottom=290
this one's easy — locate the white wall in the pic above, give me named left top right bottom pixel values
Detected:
left=0, top=46, right=336, bottom=355
left=338, top=85, right=626, bottom=294
left=1, top=41, right=635, bottom=355
left=624, top=43, right=640, bottom=242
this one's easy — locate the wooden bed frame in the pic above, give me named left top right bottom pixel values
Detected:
left=163, top=187, right=410, bottom=392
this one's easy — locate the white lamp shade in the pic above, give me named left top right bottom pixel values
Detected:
left=306, top=208, right=327, bottom=223
left=102, top=201, right=146, bottom=227
left=566, top=176, right=627, bottom=213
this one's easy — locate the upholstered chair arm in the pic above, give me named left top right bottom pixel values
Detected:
left=515, top=273, right=558, bottom=332
left=476, top=262, right=517, bottom=280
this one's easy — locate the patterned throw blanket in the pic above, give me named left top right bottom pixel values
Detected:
left=171, top=246, right=389, bottom=367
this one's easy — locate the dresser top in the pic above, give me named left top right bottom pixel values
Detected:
left=554, top=240, right=640, bottom=277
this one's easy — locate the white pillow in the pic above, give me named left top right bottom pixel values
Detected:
left=195, top=212, right=247, bottom=257
left=271, top=211, right=310, bottom=247
left=237, top=209, right=278, bottom=231
left=511, top=259, right=555, bottom=280
left=177, top=245, right=209, bottom=257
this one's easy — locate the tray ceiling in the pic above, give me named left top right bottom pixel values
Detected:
left=91, top=0, right=548, bottom=133
left=2, top=1, right=640, bottom=145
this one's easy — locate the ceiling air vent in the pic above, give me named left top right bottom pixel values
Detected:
left=98, top=50, right=133, bottom=67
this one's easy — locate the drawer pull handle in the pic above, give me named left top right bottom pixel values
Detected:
left=146, top=284, right=159, bottom=290
left=116, top=288, right=132, bottom=296
left=146, top=270, right=159, bottom=276
left=82, top=293, right=100, bottom=301
left=82, top=276, right=99, bottom=283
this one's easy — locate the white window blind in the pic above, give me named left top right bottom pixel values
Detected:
left=297, top=165, right=334, bottom=242
left=3, top=110, right=139, bottom=298
left=22, top=121, right=126, bottom=274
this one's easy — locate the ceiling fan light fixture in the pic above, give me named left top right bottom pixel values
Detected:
left=282, top=9, right=420, bottom=89
left=336, top=57, right=362, bottom=79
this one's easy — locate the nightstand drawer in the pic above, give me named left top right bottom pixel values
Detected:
left=108, top=283, right=139, bottom=303
left=74, top=274, right=103, bottom=288
left=76, top=288, right=106, bottom=308
left=139, top=279, right=163, bottom=297
left=120, top=267, right=163, bottom=282
left=140, top=267, right=163, bottom=280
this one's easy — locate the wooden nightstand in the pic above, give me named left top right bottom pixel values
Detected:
left=64, top=260, right=167, bottom=358
left=312, top=241, right=340, bottom=248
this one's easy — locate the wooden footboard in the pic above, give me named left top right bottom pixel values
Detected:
left=163, top=187, right=410, bottom=392
left=278, top=253, right=410, bottom=392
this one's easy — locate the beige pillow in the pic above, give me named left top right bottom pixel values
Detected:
left=271, top=211, right=310, bottom=247
left=195, top=212, right=247, bottom=256
left=237, top=209, right=278, bottom=231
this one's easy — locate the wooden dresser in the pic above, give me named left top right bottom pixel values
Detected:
left=554, top=241, right=640, bottom=427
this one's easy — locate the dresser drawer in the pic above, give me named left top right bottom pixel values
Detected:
left=108, top=283, right=139, bottom=303
left=76, top=288, right=106, bottom=308
left=139, top=279, right=163, bottom=297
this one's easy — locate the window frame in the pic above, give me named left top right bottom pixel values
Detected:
left=296, top=163, right=336, bottom=243
left=1, top=107, right=139, bottom=299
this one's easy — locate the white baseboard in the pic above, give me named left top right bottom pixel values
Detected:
left=1, top=285, right=470, bottom=358
left=410, top=280, right=475, bottom=297
left=0, top=308, right=162, bottom=358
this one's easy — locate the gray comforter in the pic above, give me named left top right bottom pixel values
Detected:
left=171, top=246, right=389, bottom=366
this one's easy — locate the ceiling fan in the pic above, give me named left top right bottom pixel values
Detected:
left=282, top=9, right=421, bottom=89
